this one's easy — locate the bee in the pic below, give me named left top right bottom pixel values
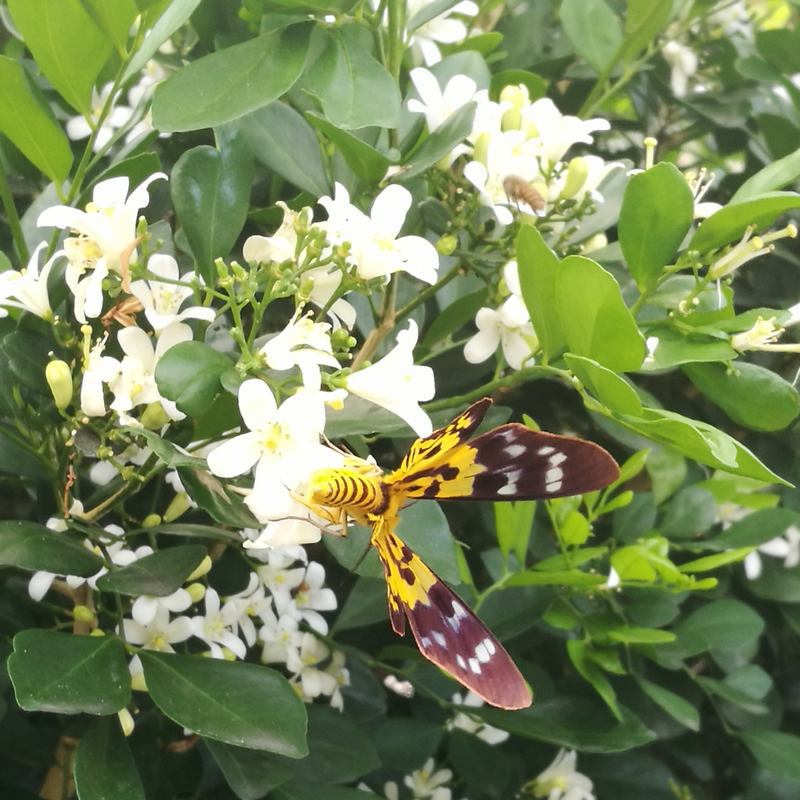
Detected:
left=503, top=175, right=546, bottom=214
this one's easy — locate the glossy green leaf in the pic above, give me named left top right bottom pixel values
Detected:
left=146, top=524, right=242, bottom=545
left=468, top=697, right=655, bottom=752
left=374, top=718, right=444, bottom=772
left=0, top=520, right=104, bottom=576
left=740, top=731, right=800, bottom=782
left=399, top=102, right=476, bottom=180
left=397, top=501, right=460, bottom=584
left=710, top=508, right=800, bottom=550
left=118, top=427, right=207, bottom=470
left=307, top=113, right=391, bottom=185
left=565, top=354, right=643, bottom=416
left=556, top=255, right=645, bottom=372
left=0, top=426, right=49, bottom=479
left=517, top=225, right=567, bottom=361
left=0, top=56, right=73, bottom=182
left=407, top=0, right=462, bottom=31
left=140, top=651, right=307, bottom=756
left=561, top=0, right=622, bottom=73
left=8, top=0, right=112, bottom=114
left=641, top=326, right=737, bottom=370
left=636, top=676, right=700, bottom=731
left=177, top=467, right=260, bottom=529
left=9, top=630, right=130, bottom=714
left=618, top=163, right=694, bottom=291
left=494, top=499, right=536, bottom=564
left=303, top=27, right=401, bottom=130
left=239, top=102, right=329, bottom=196
left=2, top=330, right=55, bottom=393
left=689, top=192, right=800, bottom=253
left=732, top=147, right=800, bottom=202
left=74, top=716, right=145, bottom=800
left=205, top=739, right=296, bottom=800
left=152, top=24, right=313, bottom=132
left=567, top=640, right=621, bottom=720
left=684, top=362, right=800, bottom=433
left=420, top=288, right=488, bottom=352
left=660, top=487, right=717, bottom=541
left=172, top=131, right=252, bottom=284
left=154, top=341, right=232, bottom=418
left=678, top=548, right=752, bottom=574
left=122, top=0, right=203, bottom=83
left=506, top=570, right=605, bottom=588
left=83, top=0, right=138, bottom=51
left=620, top=0, right=672, bottom=64
left=748, top=562, right=800, bottom=603
left=334, top=576, right=388, bottom=632
left=97, top=545, right=206, bottom=596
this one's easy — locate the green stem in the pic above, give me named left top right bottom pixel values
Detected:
left=0, top=165, right=29, bottom=264
left=395, top=262, right=461, bottom=323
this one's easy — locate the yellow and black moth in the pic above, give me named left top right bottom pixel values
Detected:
left=306, top=397, right=620, bottom=709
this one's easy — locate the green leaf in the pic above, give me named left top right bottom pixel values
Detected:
left=407, top=0, right=462, bottom=31
left=399, top=102, right=476, bottom=180
left=118, top=427, right=207, bottom=470
left=740, top=731, right=800, bottom=782
left=374, top=718, right=444, bottom=772
left=636, top=676, right=700, bottom=731
left=82, top=0, right=139, bottom=51
left=74, top=716, right=145, bottom=800
left=0, top=520, right=104, bottom=576
left=145, top=523, right=242, bottom=545
left=517, top=225, right=567, bottom=362
left=7, top=0, right=111, bottom=114
left=2, top=330, right=55, bottom=393
left=732, top=147, right=800, bottom=202
left=607, top=627, right=675, bottom=644
left=748, top=562, right=800, bottom=603
left=0, top=426, right=49, bottom=479
left=660, top=487, right=717, bottom=541
left=334, top=577, right=388, bottom=632
left=122, top=0, right=203, bottom=83
left=684, top=362, right=800, bottom=433
left=567, top=640, right=621, bottom=720
left=618, top=163, right=694, bottom=292
left=96, top=545, right=206, bottom=596
left=664, top=599, right=765, bottom=658
left=620, top=0, right=672, bottom=64
left=565, top=354, right=643, bottom=416
left=468, top=697, right=655, bottom=752
left=689, top=192, right=800, bottom=253
left=678, top=548, right=752, bottom=573
left=139, top=651, right=307, bottom=756
left=556, top=255, right=645, bottom=372
left=273, top=787, right=375, bottom=800
left=641, top=326, right=737, bottom=370
left=697, top=676, right=768, bottom=714
left=205, top=739, right=296, bottom=800
left=506, top=570, right=605, bottom=588
left=397, top=502, right=460, bottom=585
left=490, top=69, right=547, bottom=101
left=9, top=630, right=130, bottom=714
left=303, top=27, right=401, bottom=129
left=154, top=341, right=232, bottom=418
left=420, top=288, right=488, bottom=352
left=307, top=113, right=391, bottom=185
left=0, top=56, right=73, bottom=182
left=494, top=500, right=535, bottom=564
left=710, top=508, right=800, bottom=550
left=561, top=0, right=622, bottom=73
left=152, top=24, right=313, bottom=132
left=177, top=467, right=261, bottom=529
left=172, top=131, right=252, bottom=285
left=239, top=102, right=329, bottom=196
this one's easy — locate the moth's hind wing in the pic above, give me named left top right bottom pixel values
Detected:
left=370, top=518, right=532, bottom=709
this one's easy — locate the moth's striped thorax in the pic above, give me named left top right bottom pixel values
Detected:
left=306, top=464, right=389, bottom=519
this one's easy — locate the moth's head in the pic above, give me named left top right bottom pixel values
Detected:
left=305, top=468, right=343, bottom=507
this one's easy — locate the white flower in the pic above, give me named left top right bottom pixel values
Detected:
left=520, top=98, right=610, bottom=167
left=707, top=226, right=777, bottom=280
left=304, top=265, right=357, bottom=330
left=464, top=295, right=537, bottom=370
left=107, top=322, right=192, bottom=420
left=259, top=607, right=304, bottom=665
left=190, top=588, right=249, bottom=659
left=408, top=67, right=479, bottom=133
left=206, top=380, right=339, bottom=538
left=730, top=316, right=800, bottom=354
left=130, top=254, right=215, bottom=333
left=273, top=561, right=337, bottom=635
left=527, top=749, right=595, bottom=800
left=744, top=526, right=800, bottom=580
left=0, top=242, right=58, bottom=319
left=65, top=83, right=135, bottom=152
left=123, top=606, right=193, bottom=652
left=345, top=320, right=435, bottom=436
left=320, top=183, right=440, bottom=284
left=407, top=0, right=478, bottom=65
left=243, top=202, right=309, bottom=264
left=449, top=691, right=510, bottom=745
left=131, top=588, right=192, bottom=627
left=404, top=758, right=454, bottom=800
left=286, top=632, right=340, bottom=700
left=662, top=41, right=698, bottom=98
left=260, top=310, right=339, bottom=390
left=245, top=498, right=332, bottom=549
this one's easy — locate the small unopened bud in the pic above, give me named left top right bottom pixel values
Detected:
left=73, top=605, right=96, bottom=624
left=130, top=667, right=148, bottom=693
left=215, top=258, right=229, bottom=280
left=331, top=328, right=354, bottom=350
left=141, top=513, right=162, bottom=528
left=644, top=136, right=658, bottom=170
left=560, top=157, right=590, bottom=200
left=163, top=491, right=192, bottom=522
left=118, top=708, right=135, bottom=737
left=230, top=260, right=247, bottom=281
left=141, top=402, right=170, bottom=429
left=186, top=555, right=212, bottom=582
left=186, top=582, right=206, bottom=603
left=46, top=360, right=73, bottom=409
left=90, top=628, right=105, bottom=637
left=383, top=674, right=415, bottom=698
left=436, top=234, right=458, bottom=256
left=472, top=132, right=491, bottom=166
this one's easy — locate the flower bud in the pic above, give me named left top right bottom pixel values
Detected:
left=215, top=258, right=229, bottom=280
left=187, top=555, right=212, bottom=582
left=141, top=513, right=162, bottom=528
left=73, top=605, right=96, bottom=624
left=186, top=582, right=206, bottom=603
left=46, top=360, right=73, bottom=410
left=163, top=491, right=192, bottom=522
left=141, top=402, right=170, bottom=429
left=560, top=157, right=590, bottom=200
left=118, top=708, right=135, bottom=737
left=130, top=668, right=148, bottom=693
left=436, top=234, right=458, bottom=256
left=472, top=132, right=491, bottom=166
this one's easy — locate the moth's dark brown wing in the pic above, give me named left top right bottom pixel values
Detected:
left=371, top=518, right=532, bottom=710
left=390, top=422, right=619, bottom=502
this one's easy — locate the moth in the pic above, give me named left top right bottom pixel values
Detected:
left=503, top=175, right=546, bottom=214
left=306, top=398, right=619, bottom=709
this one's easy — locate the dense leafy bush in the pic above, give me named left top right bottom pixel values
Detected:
left=1, top=1, right=800, bottom=798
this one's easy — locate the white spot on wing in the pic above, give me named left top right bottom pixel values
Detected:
left=456, top=654, right=467, bottom=669
left=546, top=480, right=563, bottom=493
left=419, top=636, right=432, bottom=648
left=538, top=446, right=555, bottom=455
left=483, top=637, right=496, bottom=656
left=451, top=601, right=468, bottom=620
left=432, top=630, right=446, bottom=647
left=496, top=468, right=522, bottom=496
left=550, top=452, right=567, bottom=466
left=545, top=467, right=564, bottom=484
left=504, top=443, right=526, bottom=458
left=468, top=657, right=482, bottom=675
left=475, top=642, right=491, bottom=663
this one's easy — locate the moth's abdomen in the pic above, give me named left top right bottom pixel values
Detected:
left=307, top=467, right=387, bottom=514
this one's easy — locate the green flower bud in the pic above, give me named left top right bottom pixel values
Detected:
left=473, top=132, right=491, bottom=166
left=187, top=555, right=213, bottom=582
left=186, top=582, right=206, bottom=604
left=141, top=402, right=170, bottom=430
left=46, top=360, right=73, bottom=410
left=142, top=513, right=162, bottom=528
left=73, top=605, right=96, bottom=624
left=435, top=234, right=458, bottom=256
left=163, top=491, right=192, bottom=522
left=560, top=157, right=590, bottom=200
left=118, top=708, right=135, bottom=737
